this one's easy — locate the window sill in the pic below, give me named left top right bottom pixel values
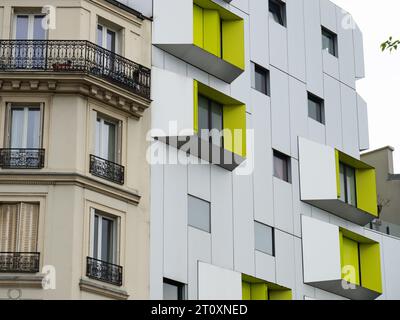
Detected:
left=0, top=273, right=45, bottom=288
left=79, top=278, right=129, bottom=300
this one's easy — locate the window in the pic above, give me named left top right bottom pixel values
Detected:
left=269, top=0, right=286, bottom=27
left=97, top=24, right=117, bottom=53
left=273, top=150, right=291, bottom=183
left=163, top=278, right=185, bottom=300
left=339, top=162, right=357, bottom=207
left=14, top=14, right=46, bottom=40
left=6, top=103, right=43, bottom=149
left=90, top=209, right=119, bottom=264
left=308, top=93, right=325, bottom=124
left=95, top=113, right=121, bottom=163
left=188, top=195, right=211, bottom=233
left=251, top=63, right=270, bottom=96
left=198, top=95, right=224, bottom=148
left=322, top=27, right=337, bottom=57
left=254, top=222, right=274, bottom=256
left=0, top=203, right=39, bottom=252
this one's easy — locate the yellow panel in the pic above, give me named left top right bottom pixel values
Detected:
left=193, top=80, right=199, bottom=133
left=223, top=104, right=246, bottom=158
left=203, top=10, right=221, bottom=57
left=242, top=281, right=251, bottom=300
left=341, top=237, right=361, bottom=286
left=356, top=168, right=378, bottom=217
left=360, top=243, right=383, bottom=293
left=222, top=20, right=245, bottom=70
left=193, top=5, right=204, bottom=48
left=250, top=283, right=268, bottom=300
left=269, top=290, right=292, bottom=301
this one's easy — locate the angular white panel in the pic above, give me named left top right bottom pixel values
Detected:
left=188, top=161, right=211, bottom=202
left=382, top=235, right=400, bottom=299
left=249, top=0, right=269, bottom=67
left=273, top=177, right=293, bottom=234
left=270, top=67, right=291, bottom=155
left=324, top=74, right=342, bottom=150
left=298, top=137, right=337, bottom=201
left=301, top=215, right=341, bottom=283
left=255, top=251, right=276, bottom=284
left=164, top=52, right=187, bottom=76
left=198, top=262, right=242, bottom=300
left=353, top=23, right=365, bottom=79
left=275, top=230, right=296, bottom=290
left=357, top=94, right=369, bottom=151
left=340, top=84, right=359, bottom=159
left=269, top=19, right=288, bottom=72
left=320, top=0, right=337, bottom=32
left=291, top=158, right=302, bottom=238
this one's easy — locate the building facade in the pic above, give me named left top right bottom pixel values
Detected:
left=362, top=147, right=400, bottom=238
left=0, top=0, right=151, bottom=299
left=149, top=0, right=400, bottom=300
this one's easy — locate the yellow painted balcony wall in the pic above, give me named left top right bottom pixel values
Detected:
left=193, top=0, right=245, bottom=70
left=193, top=80, right=246, bottom=158
left=241, top=275, right=292, bottom=301
left=335, top=150, right=378, bottom=217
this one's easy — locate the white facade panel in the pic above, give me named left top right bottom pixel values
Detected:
left=269, top=19, right=288, bottom=72
left=298, top=137, right=337, bottom=201
left=301, top=215, right=342, bottom=283
left=382, top=235, right=400, bottom=299
left=357, top=94, right=370, bottom=151
left=307, top=119, right=326, bottom=145
left=275, top=230, right=296, bottom=290
left=249, top=0, right=269, bottom=67
left=324, top=74, right=343, bottom=150
left=188, top=161, right=211, bottom=202
left=320, top=0, right=337, bottom=32
left=322, top=51, right=339, bottom=80
left=291, top=158, right=302, bottom=238
left=255, top=251, right=276, bottom=284
left=353, top=23, right=365, bottom=79
left=198, top=262, right=242, bottom=300
left=273, top=177, right=294, bottom=234
left=270, top=67, right=291, bottom=155
left=340, top=84, right=359, bottom=158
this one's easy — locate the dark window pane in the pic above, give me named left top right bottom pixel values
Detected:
left=339, top=162, right=346, bottom=202
left=254, top=65, right=269, bottom=95
left=97, top=25, right=103, bottom=46
left=308, top=96, right=323, bottom=124
left=198, top=95, right=209, bottom=135
left=33, top=15, right=46, bottom=40
left=101, top=217, right=114, bottom=263
left=346, top=166, right=357, bottom=206
left=322, top=28, right=337, bottom=56
left=27, top=108, right=41, bottom=148
left=254, top=222, right=274, bottom=256
left=107, top=30, right=116, bottom=53
left=93, top=215, right=99, bottom=259
left=16, top=16, right=29, bottom=40
left=163, top=282, right=179, bottom=300
left=269, top=1, right=285, bottom=26
left=210, top=101, right=223, bottom=147
left=188, top=195, right=211, bottom=233
left=273, top=151, right=290, bottom=182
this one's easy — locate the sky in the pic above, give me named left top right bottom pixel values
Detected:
left=330, top=0, right=400, bottom=172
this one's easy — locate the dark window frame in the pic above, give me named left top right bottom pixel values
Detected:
left=339, top=162, right=358, bottom=207
left=269, top=0, right=286, bottom=27
left=321, top=26, right=338, bottom=57
left=252, top=62, right=270, bottom=96
left=163, top=278, right=186, bottom=300
left=273, top=150, right=291, bottom=183
left=254, top=221, right=275, bottom=257
left=198, top=94, right=224, bottom=148
left=308, top=92, right=325, bottom=124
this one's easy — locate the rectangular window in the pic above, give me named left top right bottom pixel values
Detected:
left=95, top=114, right=121, bottom=163
left=163, top=278, right=185, bottom=300
left=269, top=0, right=286, bottom=27
left=6, top=103, right=43, bottom=149
left=15, top=14, right=46, bottom=40
left=198, top=95, right=224, bottom=148
left=90, top=209, right=118, bottom=264
left=0, top=203, right=39, bottom=252
left=322, top=27, right=337, bottom=57
left=97, top=24, right=117, bottom=53
left=251, top=62, right=270, bottom=96
left=188, top=195, right=211, bottom=233
left=273, top=150, right=291, bottom=183
left=254, top=222, right=274, bottom=256
left=339, top=162, right=357, bottom=207
left=308, top=93, right=325, bottom=124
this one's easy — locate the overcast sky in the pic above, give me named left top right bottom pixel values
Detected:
left=330, top=0, right=400, bottom=171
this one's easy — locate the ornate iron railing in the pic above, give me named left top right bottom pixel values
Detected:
left=89, top=154, right=124, bottom=185
left=0, top=40, right=151, bottom=99
left=0, top=252, right=40, bottom=273
left=0, top=148, right=45, bottom=169
left=86, top=257, right=123, bottom=286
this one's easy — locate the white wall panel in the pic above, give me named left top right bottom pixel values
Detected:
left=188, top=161, right=211, bottom=202
left=357, top=94, right=370, bottom=151
left=211, top=166, right=234, bottom=270
left=301, top=215, right=341, bottom=283
left=322, top=51, right=339, bottom=80
left=291, top=159, right=302, bottom=238
left=320, top=0, right=337, bottom=32
left=353, top=23, right=365, bottom=79
left=164, top=52, right=187, bottom=76
left=382, top=235, right=400, bottom=299
left=252, top=90, right=274, bottom=226
left=249, top=0, right=269, bottom=67
left=152, top=46, right=165, bottom=69
left=304, top=0, right=324, bottom=96
left=255, top=251, right=276, bottom=284
left=324, top=74, right=342, bottom=149
left=294, top=237, right=316, bottom=300
left=340, top=84, right=359, bottom=158
left=273, top=177, right=293, bottom=234
left=275, top=230, right=296, bottom=290
left=270, top=67, right=291, bottom=155
left=337, top=7, right=356, bottom=88
left=287, top=0, right=306, bottom=81
left=298, top=137, right=337, bottom=201
left=163, top=147, right=188, bottom=283
left=188, top=227, right=212, bottom=299
left=308, top=119, right=326, bottom=145
left=269, top=19, right=288, bottom=72
left=198, top=262, right=242, bottom=300
left=230, top=0, right=249, bottom=13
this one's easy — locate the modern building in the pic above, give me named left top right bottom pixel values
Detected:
left=149, top=0, right=400, bottom=300
left=362, top=147, right=400, bottom=237
left=0, top=0, right=151, bottom=299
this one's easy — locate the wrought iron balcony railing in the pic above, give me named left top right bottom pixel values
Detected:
left=86, top=256, right=123, bottom=286
left=89, top=154, right=125, bottom=185
left=0, top=252, right=40, bottom=273
left=0, top=40, right=151, bottom=99
left=0, top=148, right=45, bottom=169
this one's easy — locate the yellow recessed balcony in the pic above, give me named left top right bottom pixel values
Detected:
left=298, top=137, right=378, bottom=226
left=153, top=0, right=245, bottom=83
left=242, top=274, right=292, bottom=300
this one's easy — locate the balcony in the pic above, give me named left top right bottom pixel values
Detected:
left=0, top=40, right=151, bottom=100
left=89, top=154, right=125, bottom=185
left=0, top=252, right=40, bottom=273
left=298, top=137, right=378, bottom=226
left=0, top=148, right=45, bottom=169
left=86, top=257, right=123, bottom=286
